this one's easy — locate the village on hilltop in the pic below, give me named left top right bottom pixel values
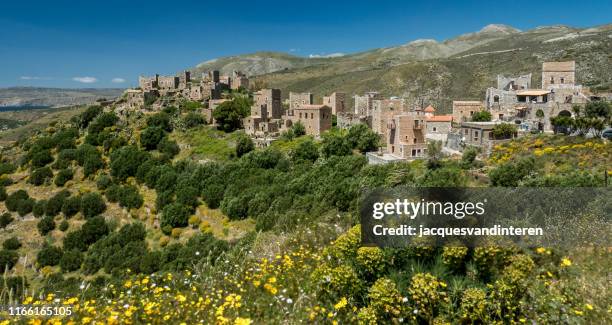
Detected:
left=116, top=60, right=608, bottom=163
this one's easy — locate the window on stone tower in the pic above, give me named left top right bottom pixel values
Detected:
left=560, top=77, right=565, bottom=84
left=550, top=76, right=554, bottom=84
left=494, top=95, right=500, bottom=103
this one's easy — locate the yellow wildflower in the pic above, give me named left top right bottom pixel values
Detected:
left=561, top=258, right=572, bottom=267
left=234, top=318, right=252, bottom=325
left=334, top=297, right=348, bottom=310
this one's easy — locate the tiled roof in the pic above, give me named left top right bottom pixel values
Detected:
left=427, top=115, right=453, bottom=122
left=424, top=105, right=436, bottom=112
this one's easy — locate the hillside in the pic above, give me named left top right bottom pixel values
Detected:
left=189, top=24, right=612, bottom=112
left=0, top=101, right=609, bottom=323
left=0, top=87, right=124, bottom=108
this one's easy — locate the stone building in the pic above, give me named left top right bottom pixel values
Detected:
left=425, top=114, right=453, bottom=142
left=231, top=71, right=249, bottom=90
left=284, top=105, right=332, bottom=137
left=337, top=112, right=369, bottom=129
left=452, top=101, right=484, bottom=123
left=203, top=71, right=220, bottom=83
left=289, top=92, right=313, bottom=112
left=125, top=89, right=159, bottom=110
left=542, top=61, right=575, bottom=90
left=158, top=76, right=179, bottom=90
left=244, top=89, right=283, bottom=136
left=322, top=92, right=347, bottom=115
left=481, top=61, right=589, bottom=131
left=370, top=98, right=407, bottom=136
left=385, top=113, right=427, bottom=159
left=460, top=121, right=517, bottom=154
left=138, top=75, right=158, bottom=91
left=354, top=92, right=381, bottom=116
left=178, top=71, right=191, bottom=89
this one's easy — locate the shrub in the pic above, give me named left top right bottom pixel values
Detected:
left=37, top=215, right=56, bottom=235
left=62, top=196, right=81, bottom=218
left=33, top=200, right=47, bottom=217
left=0, top=186, right=6, bottom=201
left=311, top=264, right=363, bottom=299
left=147, top=112, right=172, bottom=131
left=29, top=166, right=54, bottom=186
left=442, top=245, right=469, bottom=271
left=30, top=149, right=54, bottom=168
left=62, top=231, right=87, bottom=252
left=80, top=105, right=103, bottom=128
left=161, top=203, right=191, bottom=232
left=16, top=198, right=35, bottom=217
left=37, top=245, right=63, bottom=267
left=80, top=216, right=110, bottom=247
left=368, top=277, right=404, bottom=319
left=188, top=216, right=200, bottom=228
left=0, top=212, right=14, bottom=229
left=6, top=189, right=30, bottom=213
left=183, top=112, right=205, bottom=128
left=104, top=185, right=143, bottom=209
left=54, top=168, right=73, bottom=186
left=471, top=111, right=492, bottom=122
left=46, top=190, right=71, bottom=216
left=235, top=134, right=254, bottom=158
left=88, top=112, right=118, bottom=134
left=409, top=273, right=448, bottom=321
left=492, top=123, right=517, bottom=139
left=201, top=183, right=224, bottom=209
left=59, top=220, right=69, bottom=232
left=176, top=185, right=199, bottom=209
left=2, top=237, right=21, bottom=250
left=321, top=131, right=351, bottom=157
left=459, top=288, right=488, bottom=323
left=356, top=246, right=386, bottom=277
left=0, top=250, right=19, bottom=270
left=140, top=126, right=166, bottom=150
left=157, top=137, right=180, bottom=158
left=291, top=139, right=319, bottom=163
left=347, top=123, right=379, bottom=153
left=0, top=162, right=16, bottom=176
left=96, top=173, right=113, bottom=190
left=83, top=152, right=104, bottom=177
left=110, top=146, right=150, bottom=181
left=80, top=192, right=106, bottom=218
left=59, top=250, right=83, bottom=272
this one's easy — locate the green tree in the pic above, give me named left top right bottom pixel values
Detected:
left=140, top=126, right=166, bottom=150
left=0, top=212, right=14, bottom=229
left=235, top=134, right=255, bottom=158
left=2, top=237, right=21, bottom=250
left=0, top=250, right=18, bottom=270
left=291, top=121, right=306, bottom=137
left=348, top=124, right=380, bottom=153
left=492, top=123, right=517, bottom=139
left=161, top=203, right=191, bottom=232
left=213, top=100, right=246, bottom=132
left=183, top=112, right=205, bottom=128
left=426, top=140, right=443, bottom=169
left=321, top=131, right=352, bottom=157
left=28, top=167, right=53, bottom=186
left=36, top=245, right=63, bottom=267
left=147, top=112, right=173, bottom=131
left=80, top=192, right=106, bottom=218
left=471, top=111, right=492, bottom=122
left=60, top=250, right=83, bottom=272
left=292, top=139, right=320, bottom=163
left=37, top=215, right=56, bottom=235
left=54, top=168, right=73, bottom=187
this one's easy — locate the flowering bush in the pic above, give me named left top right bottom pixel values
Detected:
left=367, top=277, right=403, bottom=320
left=408, top=273, right=448, bottom=321
left=356, top=246, right=386, bottom=278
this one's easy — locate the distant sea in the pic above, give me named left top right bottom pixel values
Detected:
left=0, top=105, right=52, bottom=112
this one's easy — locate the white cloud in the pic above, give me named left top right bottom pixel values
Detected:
left=111, top=78, right=126, bottom=83
left=308, top=52, right=345, bottom=58
left=20, top=76, right=52, bottom=80
left=72, top=76, right=98, bottom=83
left=289, top=48, right=299, bottom=53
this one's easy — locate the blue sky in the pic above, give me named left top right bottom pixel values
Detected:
left=1, top=0, right=610, bottom=88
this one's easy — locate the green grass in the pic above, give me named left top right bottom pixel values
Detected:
left=172, top=125, right=243, bottom=161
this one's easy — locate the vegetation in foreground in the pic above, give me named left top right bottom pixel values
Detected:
left=0, top=102, right=609, bottom=324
